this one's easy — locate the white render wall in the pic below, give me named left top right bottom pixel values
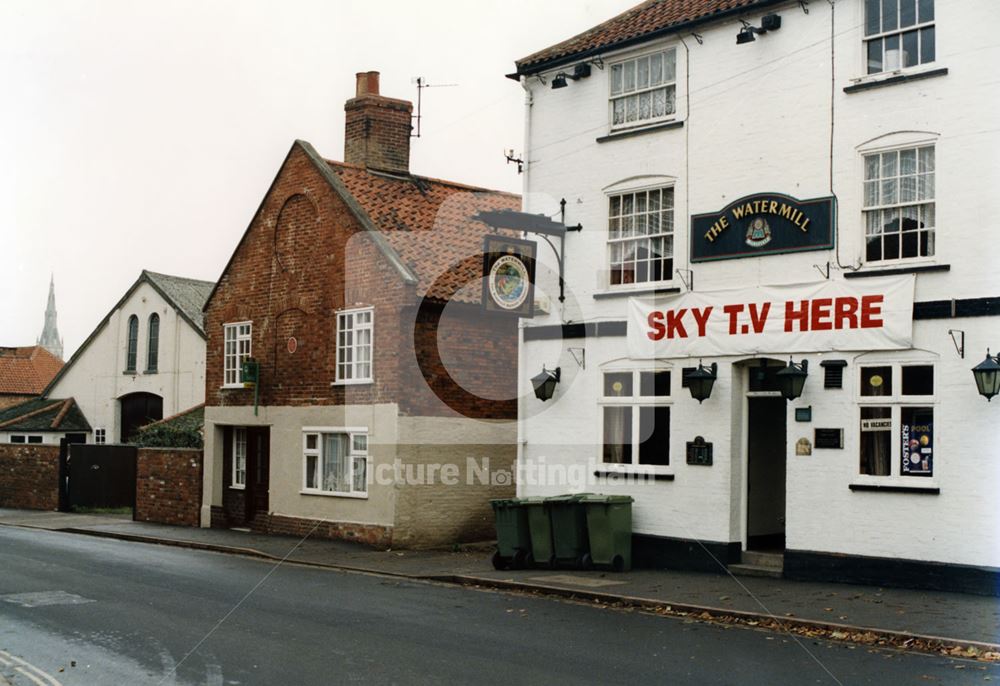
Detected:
left=48, top=281, right=206, bottom=442
left=518, top=0, right=1000, bottom=567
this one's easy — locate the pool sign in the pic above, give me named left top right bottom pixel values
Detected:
left=628, top=275, right=914, bottom=359
left=482, top=235, right=536, bottom=317
left=691, top=193, right=835, bottom=262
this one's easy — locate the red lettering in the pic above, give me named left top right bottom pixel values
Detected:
left=724, top=303, right=744, bottom=335
left=834, top=297, right=859, bottom=329
left=860, top=294, right=884, bottom=328
left=784, top=300, right=810, bottom=332
left=690, top=306, right=713, bottom=337
left=647, top=311, right=666, bottom=341
left=810, top=297, right=833, bottom=331
left=748, top=302, right=771, bottom=334
left=666, top=309, right=688, bottom=338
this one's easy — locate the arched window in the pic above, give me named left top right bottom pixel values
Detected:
left=146, top=313, right=159, bottom=372
left=125, top=315, right=139, bottom=372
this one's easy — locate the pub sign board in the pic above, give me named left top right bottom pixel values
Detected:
left=482, top=235, right=536, bottom=318
left=691, top=193, right=836, bottom=263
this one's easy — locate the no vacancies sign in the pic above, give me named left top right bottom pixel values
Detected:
left=627, top=276, right=915, bottom=359
left=691, top=193, right=835, bottom=262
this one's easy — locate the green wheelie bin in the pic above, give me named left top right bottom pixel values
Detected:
left=581, top=494, right=634, bottom=572
left=522, top=496, right=554, bottom=568
left=546, top=493, right=593, bottom=569
left=490, top=498, right=532, bottom=570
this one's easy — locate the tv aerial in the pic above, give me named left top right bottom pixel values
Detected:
left=411, top=77, right=458, bottom=138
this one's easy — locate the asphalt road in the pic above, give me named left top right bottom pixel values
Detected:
left=0, top=527, right=996, bottom=686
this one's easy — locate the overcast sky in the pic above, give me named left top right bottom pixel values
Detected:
left=1, top=0, right=629, bottom=359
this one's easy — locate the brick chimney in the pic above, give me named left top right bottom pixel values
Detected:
left=344, top=71, right=413, bottom=174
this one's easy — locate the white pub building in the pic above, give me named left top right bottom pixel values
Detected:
left=510, top=0, right=1000, bottom=593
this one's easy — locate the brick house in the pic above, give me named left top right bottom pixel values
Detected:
left=0, top=346, right=63, bottom=410
left=202, top=72, right=520, bottom=548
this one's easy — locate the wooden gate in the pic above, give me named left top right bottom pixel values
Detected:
left=66, top=444, right=137, bottom=511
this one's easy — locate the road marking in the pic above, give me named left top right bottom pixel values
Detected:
left=0, top=650, right=62, bottom=686
left=0, top=591, right=94, bottom=608
left=15, top=667, right=50, bottom=686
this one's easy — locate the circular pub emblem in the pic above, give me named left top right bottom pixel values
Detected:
left=287, top=337, right=298, bottom=354
left=488, top=254, right=530, bottom=310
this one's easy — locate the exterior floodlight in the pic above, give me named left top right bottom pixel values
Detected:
left=972, top=350, right=1000, bottom=401
left=531, top=366, right=561, bottom=401
left=776, top=358, right=809, bottom=401
left=686, top=361, right=718, bottom=404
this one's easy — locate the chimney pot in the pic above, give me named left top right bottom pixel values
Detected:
left=356, top=71, right=380, bottom=97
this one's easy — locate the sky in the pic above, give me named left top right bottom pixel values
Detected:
left=1, top=0, right=630, bottom=359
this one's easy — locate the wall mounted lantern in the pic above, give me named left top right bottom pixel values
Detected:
left=531, top=366, right=561, bottom=402
left=972, top=350, right=1000, bottom=401
left=551, top=63, right=593, bottom=89
left=776, top=358, right=809, bottom=401
left=686, top=361, right=718, bottom=404
left=736, top=14, right=781, bottom=44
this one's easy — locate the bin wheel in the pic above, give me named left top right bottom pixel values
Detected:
left=547, top=555, right=558, bottom=570
left=491, top=550, right=507, bottom=571
left=512, top=549, right=528, bottom=569
left=579, top=553, right=593, bottom=570
left=612, top=555, right=625, bottom=573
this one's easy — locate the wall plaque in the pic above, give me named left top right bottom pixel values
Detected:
left=796, top=437, right=813, bottom=456
left=815, top=428, right=844, bottom=449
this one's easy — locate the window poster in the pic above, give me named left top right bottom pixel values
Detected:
left=901, top=407, right=933, bottom=476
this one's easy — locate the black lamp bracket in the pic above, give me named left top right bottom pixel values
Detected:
left=675, top=268, right=694, bottom=291
left=798, top=0, right=810, bottom=13
left=568, top=347, right=586, bottom=369
left=690, top=32, right=704, bottom=45
left=948, top=329, right=965, bottom=359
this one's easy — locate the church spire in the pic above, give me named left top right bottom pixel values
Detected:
left=37, top=274, right=63, bottom=360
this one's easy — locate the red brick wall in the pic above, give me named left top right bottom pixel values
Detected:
left=135, top=448, right=203, bottom=527
left=255, top=512, right=392, bottom=548
left=205, top=144, right=410, bottom=411
left=204, top=142, right=518, bottom=420
left=0, top=444, right=59, bottom=510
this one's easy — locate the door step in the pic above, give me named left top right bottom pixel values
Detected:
left=728, top=563, right=783, bottom=579
left=741, top=550, right=784, bottom=569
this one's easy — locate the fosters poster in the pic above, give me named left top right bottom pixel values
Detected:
left=627, top=276, right=915, bottom=359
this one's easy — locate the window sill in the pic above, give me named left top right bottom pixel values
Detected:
left=220, top=384, right=249, bottom=390
left=123, top=370, right=137, bottom=376
left=844, top=67, right=948, bottom=94
left=843, top=264, right=949, bottom=279
left=331, top=379, right=374, bottom=387
left=594, top=469, right=674, bottom=481
left=144, top=370, right=158, bottom=375
left=593, top=285, right=681, bottom=300
left=849, top=482, right=939, bottom=495
left=229, top=484, right=245, bottom=491
left=300, top=489, right=369, bottom=500
left=596, top=119, right=684, bottom=143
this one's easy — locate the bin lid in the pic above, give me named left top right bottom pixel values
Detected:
left=579, top=494, right=634, bottom=504
left=490, top=498, right=522, bottom=507
left=520, top=496, right=548, bottom=505
left=546, top=493, right=593, bottom=503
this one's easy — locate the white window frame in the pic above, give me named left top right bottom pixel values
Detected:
left=301, top=427, right=369, bottom=498
left=231, top=427, right=247, bottom=489
left=94, top=428, right=106, bottom=444
left=606, top=184, right=675, bottom=289
left=223, top=321, right=252, bottom=388
left=862, top=0, right=935, bottom=76
left=855, top=362, right=937, bottom=483
left=334, top=307, right=374, bottom=385
left=597, top=366, right=673, bottom=472
left=608, top=47, right=677, bottom=131
left=861, top=143, right=936, bottom=266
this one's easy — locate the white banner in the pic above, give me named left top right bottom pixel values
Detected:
left=627, top=276, right=915, bottom=359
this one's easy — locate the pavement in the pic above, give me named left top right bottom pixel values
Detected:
left=2, top=508, right=998, bottom=659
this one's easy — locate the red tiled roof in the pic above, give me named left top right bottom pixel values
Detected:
left=516, top=0, right=771, bottom=72
left=328, top=162, right=521, bottom=304
left=0, top=346, right=64, bottom=396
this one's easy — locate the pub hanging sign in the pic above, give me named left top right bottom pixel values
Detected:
left=481, top=235, right=536, bottom=318
left=691, top=193, right=836, bottom=263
